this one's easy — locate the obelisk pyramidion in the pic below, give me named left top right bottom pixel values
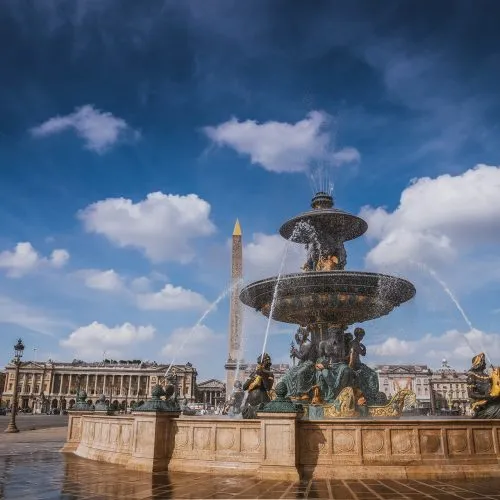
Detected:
left=224, top=219, right=246, bottom=400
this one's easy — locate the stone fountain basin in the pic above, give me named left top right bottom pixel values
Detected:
left=239, top=271, right=416, bottom=325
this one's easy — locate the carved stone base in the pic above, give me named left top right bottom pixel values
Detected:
left=299, top=388, right=417, bottom=420
left=63, top=411, right=500, bottom=481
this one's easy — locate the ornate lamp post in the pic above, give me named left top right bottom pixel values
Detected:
left=5, top=338, right=25, bottom=433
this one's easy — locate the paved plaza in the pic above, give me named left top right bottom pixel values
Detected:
left=0, top=414, right=68, bottom=433
left=1, top=427, right=500, bottom=499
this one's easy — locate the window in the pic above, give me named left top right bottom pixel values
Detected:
left=8, top=383, right=12, bottom=391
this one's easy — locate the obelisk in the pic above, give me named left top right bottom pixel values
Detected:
left=224, top=219, right=246, bottom=400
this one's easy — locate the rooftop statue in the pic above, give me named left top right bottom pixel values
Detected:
left=467, top=353, right=500, bottom=419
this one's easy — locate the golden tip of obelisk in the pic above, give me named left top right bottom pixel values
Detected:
left=233, top=219, right=242, bottom=236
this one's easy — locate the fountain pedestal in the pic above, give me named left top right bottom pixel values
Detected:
left=127, top=411, right=182, bottom=472
left=257, top=412, right=302, bottom=481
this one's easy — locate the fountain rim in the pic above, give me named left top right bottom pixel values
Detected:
left=279, top=209, right=368, bottom=242
left=240, top=270, right=416, bottom=299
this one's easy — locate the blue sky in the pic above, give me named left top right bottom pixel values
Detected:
left=1, top=0, right=500, bottom=379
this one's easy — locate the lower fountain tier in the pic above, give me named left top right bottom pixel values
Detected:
left=239, top=271, right=416, bottom=326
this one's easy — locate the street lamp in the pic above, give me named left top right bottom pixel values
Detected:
left=5, top=338, right=25, bottom=433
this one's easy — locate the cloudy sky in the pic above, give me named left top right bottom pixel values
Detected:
left=1, top=0, right=500, bottom=378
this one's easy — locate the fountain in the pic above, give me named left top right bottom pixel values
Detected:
left=240, top=191, right=416, bottom=418
left=63, top=191, right=500, bottom=481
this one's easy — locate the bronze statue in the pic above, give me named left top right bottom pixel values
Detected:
left=242, top=353, right=274, bottom=419
left=467, top=353, right=500, bottom=419
left=284, top=328, right=317, bottom=401
left=348, top=327, right=366, bottom=369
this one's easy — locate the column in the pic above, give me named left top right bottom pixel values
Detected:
left=94, top=374, right=97, bottom=395
left=103, top=375, right=107, bottom=396
left=49, top=372, right=55, bottom=396
left=128, top=376, right=132, bottom=397
left=137, top=376, right=140, bottom=397
left=120, top=376, right=123, bottom=396
left=69, top=374, right=73, bottom=395
left=85, top=375, right=89, bottom=395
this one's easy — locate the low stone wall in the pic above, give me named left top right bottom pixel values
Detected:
left=63, top=412, right=500, bottom=480
left=299, top=419, right=500, bottom=480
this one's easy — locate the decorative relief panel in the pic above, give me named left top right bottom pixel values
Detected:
left=240, top=428, right=261, bottom=453
left=109, top=424, right=120, bottom=445
left=302, top=429, right=328, bottom=455
left=332, top=430, right=357, bottom=455
left=362, top=430, right=385, bottom=455
left=102, top=422, right=110, bottom=443
left=194, top=427, right=212, bottom=451
left=390, top=430, right=416, bottom=455
left=472, top=429, right=494, bottom=454
left=120, top=424, right=131, bottom=449
left=135, top=421, right=154, bottom=453
left=216, top=427, right=237, bottom=451
left=70, top=418, right=81, bottom=441
left=174, top=426, right=190, bottom=450
left=446, top=429, right=469, bottom=455
left=419, top=430, right=442, bottom=454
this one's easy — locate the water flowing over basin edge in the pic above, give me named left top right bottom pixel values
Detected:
left=239, top=271, right=416, bottom=325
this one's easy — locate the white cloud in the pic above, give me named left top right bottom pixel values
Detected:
left=0, top=295, right=75, bottom=337
left=0, top=242, right=70, bottom=277
left=369, top=328, right=500, bottom=370
left=50, top=249, right=70, bottom=268
left=136, top=284, right=210, bottom=311
left=82, top=269, right=124, bottom=292
left=204, top=111, right=360, bottom=173
left=129, top=276, right=152, bottom=293
left=78, top=192, right=216, bottom=262
left=30, top=104, right=140, bottom=153
left=60, top=321, right=155, bottom=358
left=161, top=324, right=223, bottom=360
left=243, top=233, right=306, bottom=281
left=361, top=165, right=500, bottom=270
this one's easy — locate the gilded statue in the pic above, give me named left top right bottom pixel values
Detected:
left=242, top=353, right=274, bottom=419
left=467, top=353, right=500, bottom=419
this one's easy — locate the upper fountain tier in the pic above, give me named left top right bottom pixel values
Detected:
left=239, top=192, right=416, bottom=327
left=279, top=191, right=367, bottom=244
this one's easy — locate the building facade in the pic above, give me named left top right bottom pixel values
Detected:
left=429, top=359, right=469, bottom=415
left=0, top=371, right=5, bottom=407
left=376, top=361, right=470, bottom=415
left=196, top=379, right=226, bottom=408
left=376, top=364, right=432, bottom=412
left=1, top=359, right=197, bottom=411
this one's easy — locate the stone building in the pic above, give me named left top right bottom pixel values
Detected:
left=376, top=364, right=432, bottom=412
left=1, top=359, right=197, bottom=411
left=196, top=379, right=226, bottom=408
left=0, top=371, right=5, bottom=407
left=376, top=361, right=470, bottom=415
left=429, top=359, right=469, bottom=415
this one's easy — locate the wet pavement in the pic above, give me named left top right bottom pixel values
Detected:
left=2, top=429, right=500, bottom=499
left=0, top=414, right=68, bottom=432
